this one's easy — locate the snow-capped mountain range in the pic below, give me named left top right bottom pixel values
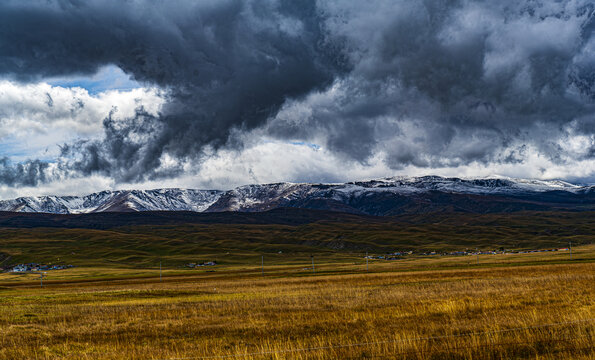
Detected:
left=0, top=189, right=222, bottom=214
left=0, top=176, right=593, bottom=215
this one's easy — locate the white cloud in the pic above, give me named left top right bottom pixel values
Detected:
left=0, top=80, right=165, bottom=161
left=3, top=138, right=594, bottom=200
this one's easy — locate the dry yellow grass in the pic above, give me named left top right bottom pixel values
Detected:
left=0, top=251, right=593, bottom=359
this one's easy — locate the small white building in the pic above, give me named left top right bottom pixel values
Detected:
left=10, top=265, right=28, bottom=272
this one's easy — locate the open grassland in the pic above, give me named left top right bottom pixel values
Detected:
left=0, top=246, right=593, bottom=359
left=0, top=211, right=593, bottom=268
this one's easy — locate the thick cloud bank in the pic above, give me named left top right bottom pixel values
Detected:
left=268, top=1, right=595, bottom=168
left=0, top=0, right=593, bottom=189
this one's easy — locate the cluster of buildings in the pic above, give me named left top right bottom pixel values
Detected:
left=185, top=261, right=217, bottom=268
left=366, top=247, right=570, bottom=260
left=6, top=263, right=74, bottom=273
left=366, top=251, right=413, bottom=260
left=439, top=248, right=570, bottom=256
left=509, top=248, right=569, bottom=254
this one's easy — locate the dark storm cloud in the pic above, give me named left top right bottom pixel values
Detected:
left=0, top=0, right=594, bottom=186
left=269, top=0, right=595, bottom=167
left=0, top=157, right=51, bottom=186
left=0, top=0, right=346, bottom=183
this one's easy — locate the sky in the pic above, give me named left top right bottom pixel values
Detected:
left=0, top=0, right=594, bottom=199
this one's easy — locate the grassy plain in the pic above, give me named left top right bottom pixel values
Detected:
left=0, top=245, right=593, bottom=359
left=0, top=211, right=593, bottom=268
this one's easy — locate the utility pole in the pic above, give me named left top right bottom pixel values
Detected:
left=476, top=248, right=479, bottom=265
left=366, top=251, right=369, bottom=272
left=261, top=255, right=264, bottom=277
left=311, top=255, right=315, bottom=274
left=40, top=272, right=43, bottom=288
left=160, top=260, right=162, bottom=282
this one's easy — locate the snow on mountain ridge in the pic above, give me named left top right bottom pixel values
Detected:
left=0, top=188, right=223, bottom=214
left=0, top=176, right=591, bottom=214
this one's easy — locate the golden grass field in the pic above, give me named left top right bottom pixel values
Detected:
left=0, top=246, right=593, bottom=359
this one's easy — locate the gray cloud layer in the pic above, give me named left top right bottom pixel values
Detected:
left=0, top=0, right=594, bottom=186
left=268, top=1, right=595, bottom=168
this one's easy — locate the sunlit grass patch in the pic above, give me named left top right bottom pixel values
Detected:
left=0, top=251, right=592, bottom=359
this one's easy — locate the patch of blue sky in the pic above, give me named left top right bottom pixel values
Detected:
left=0, top=136, right=56, bottom=162
left=46, top=64, right=141, bottom=94
left=261, top=139, right=322, bottom=150
left=290, top=141, right=321, bottom=150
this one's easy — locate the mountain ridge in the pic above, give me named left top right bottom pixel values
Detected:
left=1, top=176, right=594, bottom=216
